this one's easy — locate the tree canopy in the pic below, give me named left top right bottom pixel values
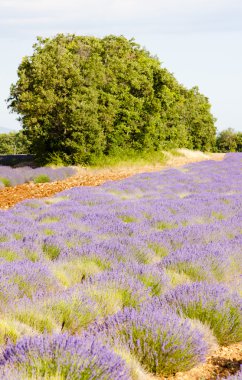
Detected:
left=0, top=131, right=30, bottom=155
left=216, top=128, right=242, bottom=152
left=8, top=34, right=217, bottom=164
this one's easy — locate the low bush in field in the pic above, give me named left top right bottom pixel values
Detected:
left=33, top=174, right=50, bottom=183
left=0, top=166, right=76, bottom=187
left=0, top=177, right=11, bottom=187
left=164, top=282, right=242, bottom=345
left=86, top=304, right=208, bottom=376
left=0, top=334, right=130, bottom=379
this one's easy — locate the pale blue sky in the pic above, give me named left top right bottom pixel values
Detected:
left=0, top=0, right=242, bottom=133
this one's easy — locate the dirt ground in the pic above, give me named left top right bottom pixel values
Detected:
left=164, top=342, right=242, bottom=380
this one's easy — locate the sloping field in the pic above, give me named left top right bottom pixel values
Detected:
left=0, top=153, right=241, bottom=379
left=0, top=150, right=224, bottom=209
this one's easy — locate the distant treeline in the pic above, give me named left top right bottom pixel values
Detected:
left=5, top=34, right=239, bottom=164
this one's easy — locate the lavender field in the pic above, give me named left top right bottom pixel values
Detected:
left=0, top=166, right=77, bottom=187
left=0, top=153, right=241, bottom=379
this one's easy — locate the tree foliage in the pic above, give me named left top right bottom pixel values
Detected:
left=0, top=131, right=30, bottom=155
left=8, top=34, right=217, bottom=164
left=216, top=128, right=242, bottom=152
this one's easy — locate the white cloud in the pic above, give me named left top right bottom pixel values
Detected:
left=1, top=17, right=52, bottom=25
left=0, top=0, right=242, bottom=35
left=1, top=0, right=241, bottom=13
left=0, top=0, right=104, bottom=11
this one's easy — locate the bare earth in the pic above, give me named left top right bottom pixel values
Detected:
left=2, top=151, right=242, bottom=378
left=163, top=342, right=242, bottom=380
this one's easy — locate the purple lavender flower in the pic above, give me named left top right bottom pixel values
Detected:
left=164, top=282, right=242, bottom=345
left=0, top=333, right=131, bottom=379
left=0, top=166, right=77, bottom=187
left=85, top=304, right=208, bottom=376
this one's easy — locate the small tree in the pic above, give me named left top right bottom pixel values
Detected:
left=235, top=132, right=242, bottom=152
left=0, top=131, right=30, bottom=154
left=216, top=128, right=238, bottom=152
left=0, top=132, right=15, bottom=154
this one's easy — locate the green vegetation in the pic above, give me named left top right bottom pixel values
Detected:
left=42, top=244, right=60, bottom=260
left=0, top=177, right=11, bottom=187
left=178, top=301, right=242, bottom=346
left=33, top=174, right=50, bottom=183
left=0, top=249, right=18, bottom=262
left=216, top=128, right=242, bottom=152
left=8, top=34, right=216, bottom=165
left=87, top=148, right=167, bottom=167
left=0, top=131, right=30, bottom=154
left=119, top=215, right=138, bottom=223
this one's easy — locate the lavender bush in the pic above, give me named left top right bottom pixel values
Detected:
left=0, top=166, right=77, bottom=187
left=163, top=282, right=242, bottom=345
left=0, top=153, right=241, bottom=377
left=85, top=304, right=208, bottom=376
left=0, top=334, right=130, bottom=379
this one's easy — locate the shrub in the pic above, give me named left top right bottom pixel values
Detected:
left=0, top=166, right=77, bottom=187
left=42, top=244, right=60, bottom=260
left=0, top=177, right=11, bottom=187
left=48, top=296, right=98, bottom=334
left=0, top=319, right=27, bottom=345
left=87, top=304, right=208, bottom=376
left=164, top=282, right=242, bottom=345
left=15, top=310, right=55, bottom=333
left=0, top=333, right=130, bottom=379
left=33, top=174, right=50, bottom=184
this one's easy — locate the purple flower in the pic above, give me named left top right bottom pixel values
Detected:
left=164, top=282, right=242, bottom=345
left=0, top=333, right=131, bottom=379
left=85, top=303, right=208, bottom=376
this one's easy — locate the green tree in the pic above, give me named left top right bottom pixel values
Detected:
left=182, top=87, right=217, bottom=151
left=152, top=67, right=190, bottom=149
left=0, top=131, right=30, bottom=154
left=0, top=133, right=14, bottom=154
left=216, top=128, right=238, bottom=152
left=8, top=34, right=217, bottom=164
left=8, top=35, right=107, bottom=164
left=235, top=132, right=242, bottom=152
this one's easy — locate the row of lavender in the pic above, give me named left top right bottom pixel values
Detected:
left=0, top=153, right=241, bottom=379
left=0, top=166, right=77, bottom=187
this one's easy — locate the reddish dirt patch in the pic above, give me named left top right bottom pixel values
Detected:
left=0, top=171, right=129, bottom=209
left=163, top=342, right=242, bottom=380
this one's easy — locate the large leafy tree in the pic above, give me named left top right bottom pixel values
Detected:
left=8, top=34, right=217, bottom=164
left=8, top=35, right=106, bottom=163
